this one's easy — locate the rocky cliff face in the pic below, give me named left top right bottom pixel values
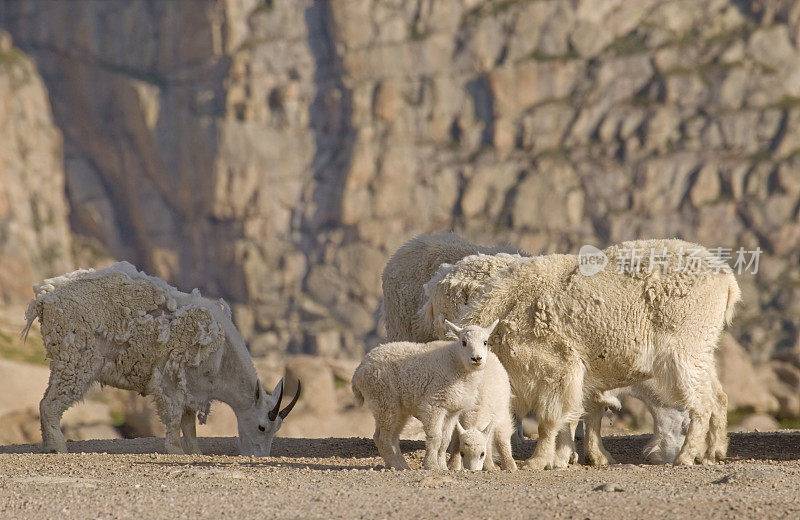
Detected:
left=1, top=0, right=798, bottom=361
left=0, top=31, right=71, bottom=304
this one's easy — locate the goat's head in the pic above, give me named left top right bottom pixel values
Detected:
left=456, top=419, right=494, bottom=471
left=236, top=377, right=301, bottom=456
left=445, top=319, right=498, bottom=371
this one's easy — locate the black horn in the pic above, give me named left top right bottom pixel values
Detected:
left=279, top=381, right=301, bottom=419
left=268, top=380, right=284, bottom=421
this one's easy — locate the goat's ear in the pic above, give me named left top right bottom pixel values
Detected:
left=481, top=418, right=495, bottom=437
left=486, top=319, right=499, bottom=335
left=481, top=415, right=495, bottom=437
left=455, top=421, right=466, bottom=435
left=254, top=381, right=261, bottom=404
left=444, top=319, right=461, bottom=336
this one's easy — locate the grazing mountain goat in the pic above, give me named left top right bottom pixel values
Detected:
left=23, top=262, right=300, bottom=456
left=352, top=320, right=498, bottom=470
left=447, top=343, right=517, bottom=471
left=381, top=232, right=518, bottom=342
left=459, top=239, right=739, bottom=468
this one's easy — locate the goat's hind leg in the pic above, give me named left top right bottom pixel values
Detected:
left=387, top=414, right=410, bottom=470
left=583, top=401, right=615, bottom=466
left=371, top=404, right=409, bottom=470
left=40, top=352, right=101, bottom=454
left=670, top=361, right=715, bottom=465
left=705, top=378, right=728, bottom=463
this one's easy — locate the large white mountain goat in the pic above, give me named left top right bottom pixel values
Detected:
left=381, top=232, right=518, bottom=342
left=23, top=262, right=300, bottom=456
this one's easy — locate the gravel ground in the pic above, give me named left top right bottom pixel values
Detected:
left=2, top=432, right=800, bottom=519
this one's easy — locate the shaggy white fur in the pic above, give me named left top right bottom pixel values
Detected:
left=460, top=239, right=739, bottom=468
left=381, top=232, right=518, bottom=342
left=383, top=234, right=735, bottom=467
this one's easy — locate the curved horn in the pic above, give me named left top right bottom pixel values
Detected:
left=279, top=380, right=301, bottom=419
left=268, top=379, right=284, bottom=421
left=455, top=421, right=466, bottom=435
left=444, top=319, right=461, bottom=335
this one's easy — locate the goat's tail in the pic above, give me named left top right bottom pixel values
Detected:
left=724, top=274, right=742, bottom=327
left=20, top=299, right=39, bottom=342
left=351, top=377, right=364, bottom=406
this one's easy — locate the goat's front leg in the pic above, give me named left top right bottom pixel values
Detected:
left=447, top=429, right=463, bottom=471
left=438, top=413, right=459, bottom=469
left=554, top=423, right=576, bottom=468
left=180, top=409, right=201, bottom=455
left=524, top=419, right=562, bottom=470
left=154, top=394, right=185, bottom=455
left=422, top=408, right=447, bottom=470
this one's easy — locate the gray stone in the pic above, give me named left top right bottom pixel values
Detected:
left=570, top=20, right=614, bottom=58
left=593, top=483, right=625, bottom=492
left=748, top=25, right=797, bottom=71
left=689, top=163, right=721, bottom=207
left=716, top=333, right=779, bottom=414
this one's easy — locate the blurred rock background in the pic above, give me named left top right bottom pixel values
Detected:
left=0, top=0, right=798, bottom=442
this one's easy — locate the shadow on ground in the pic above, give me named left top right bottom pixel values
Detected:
left=3, top=431, right=800, bottom=466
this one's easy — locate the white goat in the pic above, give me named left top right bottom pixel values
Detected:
left=447, top=342, right=517, bottom=471
left=23, top=262, right=300, bottom=455
left=352, top=320, right=498, bottom=470
left=381, top=232, right=518, bottom=342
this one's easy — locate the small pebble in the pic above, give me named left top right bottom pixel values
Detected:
left=593, top=483, right=625, bottom=492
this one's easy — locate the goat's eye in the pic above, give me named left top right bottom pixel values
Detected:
left=481, top=452, right=485, bottom=458
left=483, top=341, right=487, bottom=346
left=462, top=340, right=466, bottom=347
left=258, top=425, right=265, bottom=432
left=460, top=452, right=464, bottom=457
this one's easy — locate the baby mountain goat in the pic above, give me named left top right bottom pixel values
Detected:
left=447, top=335, right=517, bottom=472
left=352, top=320, right=498, bottom=470
left=23, top=262, right=300, bottom=456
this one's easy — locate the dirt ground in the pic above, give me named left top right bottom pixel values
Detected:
left=2, top=432, right=800, bottom=519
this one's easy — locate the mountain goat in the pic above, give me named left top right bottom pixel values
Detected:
left=448, top=351, right=517, bottom=471
left=352, top=320, right=498, bottom=470
left=381, top=232, right=518, bottom=342
left=23, top=262, right=301, bottom=456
